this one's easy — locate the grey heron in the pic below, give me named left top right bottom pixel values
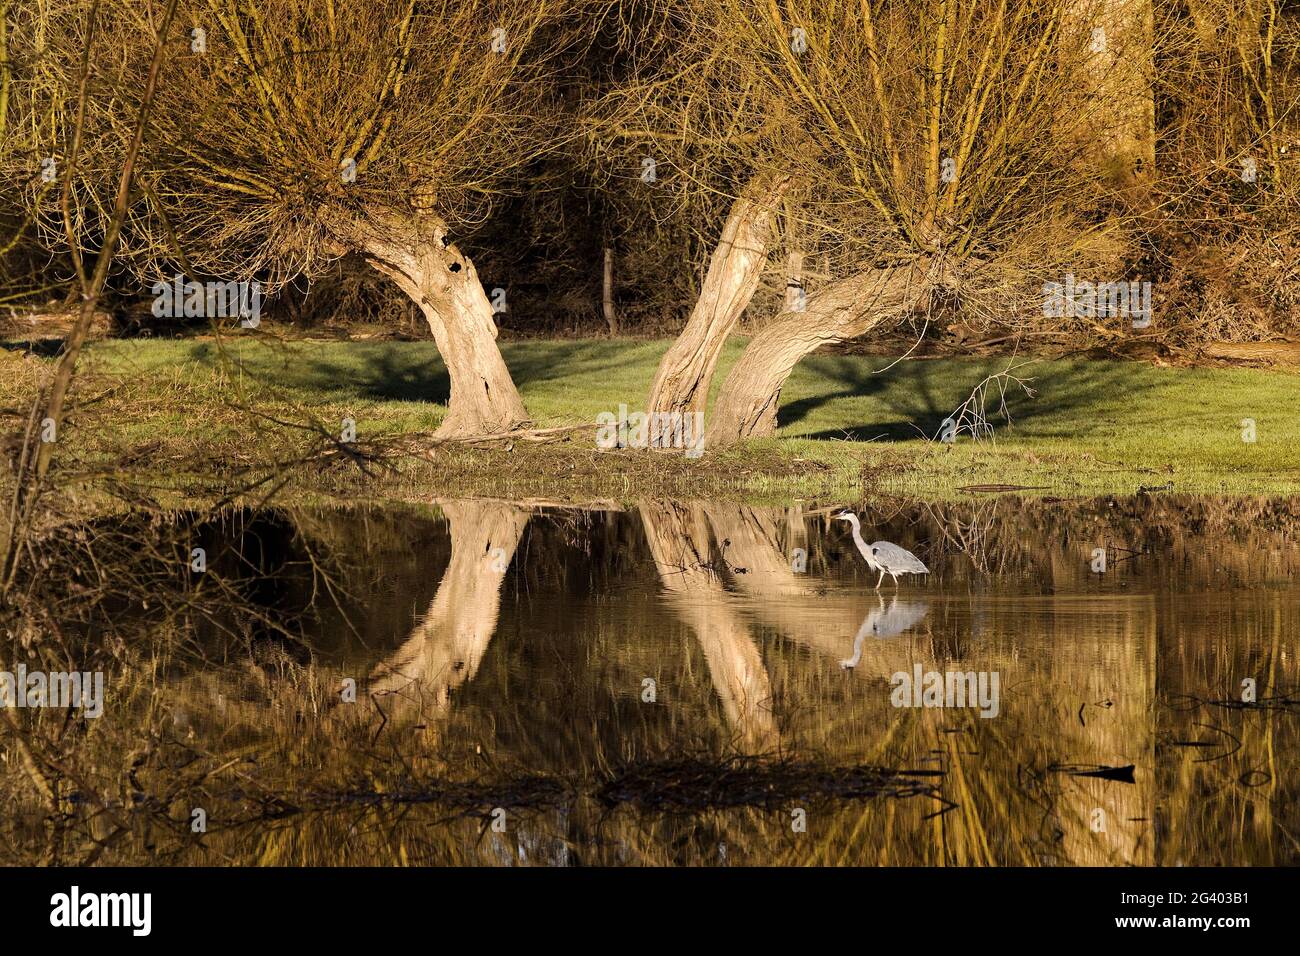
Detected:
left=839, top=595, right=930, bottom=669
left=834, top=510, right=930, bottom=588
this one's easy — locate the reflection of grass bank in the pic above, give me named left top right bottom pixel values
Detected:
left=4, top=337, right=1299, bottom=503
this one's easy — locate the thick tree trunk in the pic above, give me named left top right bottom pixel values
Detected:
left=645, top=175, right=791, bottom=418
left=368, top=500, right=529, bottom=729
left=640, top=500, right=777, bottom=751
left=706, top=265, right=930, bottom=447
left=352, top=214, right=528, bottom=438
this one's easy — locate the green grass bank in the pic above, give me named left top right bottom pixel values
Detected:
left=4, top=336, right=1298, bottom=504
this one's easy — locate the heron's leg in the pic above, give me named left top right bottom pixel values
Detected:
left=875, top=570, right=884, bottom=589
left=891, top=573, right=899, bottom=588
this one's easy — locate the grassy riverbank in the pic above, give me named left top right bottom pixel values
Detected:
left=4, top=336, right=1299, bottom=504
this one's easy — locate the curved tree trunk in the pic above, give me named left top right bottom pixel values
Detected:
left=367, top=500, right=529, bottom=731
left=702, top=503, right=812, bottom=600
left=701, top=503, right=930, bottom=679
left=640, top=500, right=777, bottom=752
left=351, top=213, right=528, bottom=438
left=645, top=175, right=791, bottom=418
left=706, top=265, right=931, bottom=447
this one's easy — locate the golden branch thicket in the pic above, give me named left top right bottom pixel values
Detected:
left=5, top=0, right=587, bottom=291
left=592, top=0, right=1298, bottom=337
left=596, top=1, right=1135, bottom=314
left=0, top=0, right=1296, bottom=338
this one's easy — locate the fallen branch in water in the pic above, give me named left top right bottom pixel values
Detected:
left=958, top=483, right=1050, bottom=493
left=596, top=756, right=948, bottom=814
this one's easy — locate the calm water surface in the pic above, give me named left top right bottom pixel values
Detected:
left=34, top=496, right=1300, bottom=865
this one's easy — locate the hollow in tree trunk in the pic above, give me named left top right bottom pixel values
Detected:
left=706, top=265, right=931, bottom=447
left=350, top=212, right=528, bottom=438
left=645, top=175, right=791, bottom=418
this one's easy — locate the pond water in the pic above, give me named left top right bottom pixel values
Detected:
left=22, top=496, right=1300, bottom=866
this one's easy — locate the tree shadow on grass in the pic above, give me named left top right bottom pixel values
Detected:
left=169, top=337, right=662, bottom=417
left=254, top=340, right=659, bottom=405
left=181, top=341, right=452, bottom=404
left=303, top=339, right=666, bottom=406
left=327, top=345, right=450, bottom=403
left=781, top=354, right=1167, bottom=443
left=502, top=339, right=666, bottom=393
left=328, top=340, right=660, bottom=403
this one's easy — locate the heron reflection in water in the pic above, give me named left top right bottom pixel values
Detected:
left=839, top=595, right=930, bottom=669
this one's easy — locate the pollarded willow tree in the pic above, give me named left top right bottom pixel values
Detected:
left=598, top=0, right=1149, bottom=446
left=14, top=0, right=582, bottom=437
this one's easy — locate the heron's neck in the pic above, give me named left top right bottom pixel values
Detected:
left=850, top=523, right=875, bottom=565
